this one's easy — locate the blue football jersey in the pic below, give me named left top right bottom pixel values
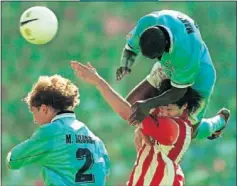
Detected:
left=126, top=10, right=216, bottom=95
left=7, top=112, right=110, bottom=186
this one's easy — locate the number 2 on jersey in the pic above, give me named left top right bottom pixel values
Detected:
left=75, top=148, right=95, bottom=183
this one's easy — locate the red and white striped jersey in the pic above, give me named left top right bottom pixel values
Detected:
left=127, top=109, right=193, bottom=186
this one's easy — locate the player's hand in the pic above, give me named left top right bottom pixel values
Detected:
left=128, top=100, right=150, bottom=125
left=71, top=61, right=101, bottom=86
left=116, top=66, right=131, bottom=81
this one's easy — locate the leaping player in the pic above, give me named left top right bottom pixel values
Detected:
left=116, top=10, right=230, bottom=140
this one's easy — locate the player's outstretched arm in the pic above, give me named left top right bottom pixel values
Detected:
left=144, top=86, right=187, bottom=108
left=71, top=61, right=133, bottom=120
left=6, top=131, right=50, bottom=169
left=128, top=86, right=188, bottom=124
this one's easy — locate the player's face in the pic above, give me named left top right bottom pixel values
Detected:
left=30, top=105, right=55, bottom=125
left=159, top=104, right=187, bottom=117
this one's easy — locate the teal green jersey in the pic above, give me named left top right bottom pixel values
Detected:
left=7, top=112, right=110, bottom=186
left=126, top=10, right=207, bottom=88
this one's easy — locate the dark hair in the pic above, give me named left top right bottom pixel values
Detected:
left=30, top=90, right=75, bottom=111
left=139, top=26, right=166, bottom=59
left=159, top=79, right=203, bottom=115
left=25, top=75, right=80, bottom=111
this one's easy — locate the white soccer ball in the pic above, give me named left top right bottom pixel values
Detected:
left=19, top=6, right=58, bottom=45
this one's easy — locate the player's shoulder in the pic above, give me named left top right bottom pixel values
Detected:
left=136, top=12, right=165, bottom=37
left=138, top=10, right=171, bottom=24
left=32, top=122, right=61, bottom=139
left=157, top=117, right=193, bottom=138
left=158, top=117, right=179, bottom=125
left=172, top=116, right=192, bottom=129
left=136, top=13, right=158, bottom=31
left=139, top=12, right=157, bottom=22
left=149, top=10, right=187, bottom=22
left=157, top=117, right=180, bottom=131
left=35, top=118, right=81, bottom=138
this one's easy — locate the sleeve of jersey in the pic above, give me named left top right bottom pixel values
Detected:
left=142, top=116, right=179, bottom=146
left=171, top=43, right=201, bottom=88
left=98, top=140, right=111, bottom=176
left=6, top=130, right=51, bottom=169
left=126, top=14, right=158, bottom=54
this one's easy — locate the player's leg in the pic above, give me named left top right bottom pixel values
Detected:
left=191, top=96, right=230, bottom=140
left=126, top=78, right=160, bottom=104
left=191, top=43, right=230, bottom=140
left=201, top=108, right=230, bottom=140
left=126, top=62, right=166, bottom=104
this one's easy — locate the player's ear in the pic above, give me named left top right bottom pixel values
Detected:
left=40, top=104, right=48, bottom=113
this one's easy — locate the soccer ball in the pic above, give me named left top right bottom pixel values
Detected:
left=19, top=6, right=58, bottom=45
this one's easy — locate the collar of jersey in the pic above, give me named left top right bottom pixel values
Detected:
left=158, top=25, right=173, bottom=53
left=51, top=113, right=76, bottom=122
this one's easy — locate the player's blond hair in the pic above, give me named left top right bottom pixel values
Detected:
left=25, top=74, right=80, bottom=111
